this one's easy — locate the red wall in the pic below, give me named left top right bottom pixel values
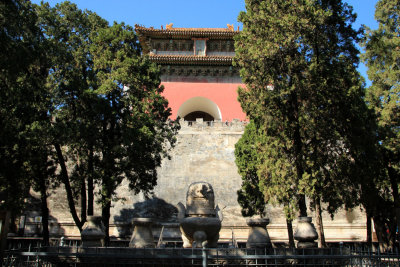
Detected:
left=162, top=81, right=247, bottom=121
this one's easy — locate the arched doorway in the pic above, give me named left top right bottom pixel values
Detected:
left=184, top=111, right=214, bottom=121
left=177, top=97, right=222, bottom=121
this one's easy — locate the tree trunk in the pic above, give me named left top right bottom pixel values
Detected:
left=38, top=172, right=49, bottom=246
left=101, top=193, right=112, bottom=246
left=0, top=211, right=11, bottom=264
left=366, top=211, right=372, bottom=247
left=389, top=219, right=397, bottom=249
left=87, top=146, right=94, bottom=216
left=289, top=90, right=307, bottom=217
left=80, top=178, right=87, bottom=224
left=388, top=163, right=400, bottom=247
left=286, top=218, right=295, bottom=248
left=100, top=94, right=117, bottom=246
left=373, top=215, right=389, bottom=251
left=54, top=143, right=83, bottom=231
left=315, top=198, right=326, bottom=248
left=298, top=196, right=307, bottom=217
left=77, top=154, right=87, bottom=224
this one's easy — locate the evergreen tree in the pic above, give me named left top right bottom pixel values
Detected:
left=0, top=0, right=54, bottom=245
left=1, top=0, right=35, bottom=214
left=234, top=0, right=375, bottom=246
left=235, top=120, right=295, bottom=247
left=36, top=1, right=109, bottom=231
left=362, top=0, right=400, bottom=247
left=235, top=121, right=266, bottom=217
left=37, top=2, right=179, bottom=241
left=90, top=22, right=179, bottom=242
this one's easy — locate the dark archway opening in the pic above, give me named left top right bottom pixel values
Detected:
left=184, top=111, right=214, bottom=121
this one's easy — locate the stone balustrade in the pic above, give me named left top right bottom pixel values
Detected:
left=179, top=118, right=248, bottom=132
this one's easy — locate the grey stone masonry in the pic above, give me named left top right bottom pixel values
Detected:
left=27, top=119, right=367, bottom=243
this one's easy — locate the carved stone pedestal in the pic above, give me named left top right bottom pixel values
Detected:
left=129, top=218, right=155, bottom=248
left=294, top=217, right=318, bottom=248
left=180, top=217, right=221, bottom=248
left=81, top=216, right=105, bottom=247
left=246, top=218, right=272, bottom=248
left=178, top=182, right=222, bottom=248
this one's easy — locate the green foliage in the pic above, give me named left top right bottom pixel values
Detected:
left=35, top=1, right=110, bottom=229
left=90, top=21, right=179, bottom=198
left=1, top=0, right=180, bottom=236
left=90, top=22, right=179, bottom=241
left=362, top=0, right=400, bottom=182
left=0, top=0, right=55, bottom=211
left=234, top=0, right=376, bottom=218
left=35, top=2, right=179, bottom=238
left=235, top=121, right=266, bottom=217
left=361, top=0, right=400, bottom=246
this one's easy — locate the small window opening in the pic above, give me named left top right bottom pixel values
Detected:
left=194, top=40, right=206, bottom=56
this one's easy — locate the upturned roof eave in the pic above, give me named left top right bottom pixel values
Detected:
left=148, top=55, right=234, bottom=66
left=135, top=25, right=239, bottom=39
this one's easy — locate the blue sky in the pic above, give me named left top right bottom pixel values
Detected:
left=32, top=0, right=379, bottom=85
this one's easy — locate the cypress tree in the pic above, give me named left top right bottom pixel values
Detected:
left=234, top=0, right=375, bottom=246
left=362, top=0, right=400, bottom=247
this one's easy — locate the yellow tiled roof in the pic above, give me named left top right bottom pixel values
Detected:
left=135, top=25, right=239, bottom=38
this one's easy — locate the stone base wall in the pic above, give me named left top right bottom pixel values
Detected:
left=23, top=119, right=368, bottom=243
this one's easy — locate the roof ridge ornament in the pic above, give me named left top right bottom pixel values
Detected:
left=227, top=24, right=234, bottom=31
left=166, top=23, right=173, bottom=30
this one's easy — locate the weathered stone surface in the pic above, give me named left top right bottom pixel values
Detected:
left=246, top=218, right=272, bottom=248
left=179, top=182, right=222, bottom=248
left=81, top=216, right=105, bottom=247
left=27, top=123, right=368, bottom=243
left=129, top=218, right=155, bottom=248
left=150, top=123, right=246, bottom=227
left=294, top=217, right=318, bottom=248
left=180, top=217, right=221, bottom=247
left=186, top=182, right=216, bottom=216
